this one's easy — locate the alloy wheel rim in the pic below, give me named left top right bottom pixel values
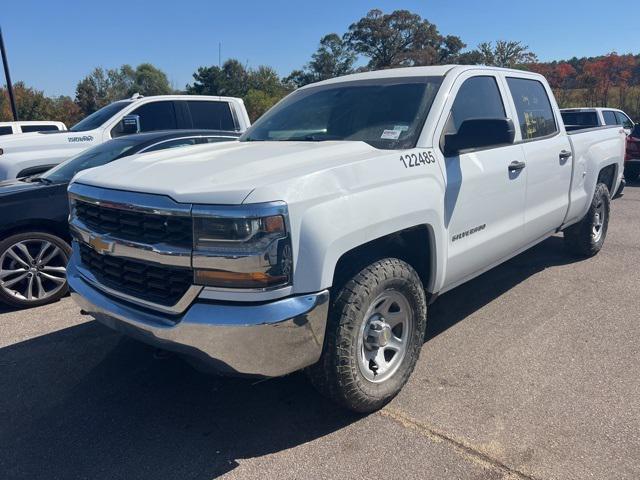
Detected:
left=357, top=289, right=413, bottom=383
left=592, top=200, right=606, bottom=243
left=0, top=240, right=67, bottom=302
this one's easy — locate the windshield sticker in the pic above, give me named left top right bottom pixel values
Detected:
left=393, top=125, right=409, bottom=132
left=381, top=129, right=401, bottom=140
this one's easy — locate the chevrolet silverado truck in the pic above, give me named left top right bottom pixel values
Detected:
left=0, top=94, right=250, bottom=180
left=67, top=66, right=625, bottom=412
left=560, top=107, right=635, bottom=135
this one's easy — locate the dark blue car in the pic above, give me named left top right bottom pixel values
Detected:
left=0, top=129, right=239, bottom=308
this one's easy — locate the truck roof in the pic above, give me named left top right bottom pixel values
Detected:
left=125, top=94, right=245, bottom=104
left=305, top=65, right=545, bottom=89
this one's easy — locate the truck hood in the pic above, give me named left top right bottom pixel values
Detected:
left=72, top=140, right=380, bottom=204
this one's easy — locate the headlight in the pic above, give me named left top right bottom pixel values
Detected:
left=192, top=203, right=293, bottom=290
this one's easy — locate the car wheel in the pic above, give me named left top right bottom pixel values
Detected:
left=563, top=182, right=610, bottom=257
left=0, top=232, right=71, bottom=308
left=307, top=258, right=427, bottom=413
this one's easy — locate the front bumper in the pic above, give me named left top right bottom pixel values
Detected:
left=68, top=261, right=330, bottom=377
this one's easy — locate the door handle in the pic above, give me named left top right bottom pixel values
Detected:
left=559, top=150, right=572, bottom=160
left=508, top=160, right=526, bottom=172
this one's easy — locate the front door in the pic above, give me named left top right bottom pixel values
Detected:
left=435, top=74, right=527, bottom=288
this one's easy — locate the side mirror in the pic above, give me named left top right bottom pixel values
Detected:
left=120, top=115, right=141, bottom=135
left=444, top=118, right=516, bottom=157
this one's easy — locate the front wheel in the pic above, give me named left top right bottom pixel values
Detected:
left=563, top=182, right=610, bottom=257
left=307, top=258, right=427, bottom=413
left=0, top=232, right=71, bottom=308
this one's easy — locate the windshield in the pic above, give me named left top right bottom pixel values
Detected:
left=42, top=137, right=140, bottom=183
left=241, top=76, right=443, bottom=150
left=70, top=101, right=132, bottom=132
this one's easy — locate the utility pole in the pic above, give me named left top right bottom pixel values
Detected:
left=0, top=27, right=18, bottom=121
left=218, top=42, right=222, bottom=67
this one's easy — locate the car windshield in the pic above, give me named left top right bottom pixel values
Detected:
left=42, top=137, right=140, bottom=183
left=240, top=76, right=443, bottom=150
left=70, top=101, right=132, bottom=132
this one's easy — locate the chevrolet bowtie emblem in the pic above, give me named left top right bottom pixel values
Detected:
left=88, top=235, right=114, bottom=254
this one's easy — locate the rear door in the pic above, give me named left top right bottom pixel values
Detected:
left=505, top=76, right=572, bottom=239
left=185, top=100, right=238, bottom=131
left=435, top=73, right=528, bottom=287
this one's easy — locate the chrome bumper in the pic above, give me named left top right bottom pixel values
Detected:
left=68, top=261, right=329, bottom=377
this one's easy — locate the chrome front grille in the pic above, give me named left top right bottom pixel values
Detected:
left=79, top=242, right=192, bottom=307
left=74, top=201, right=193, bottom=247
left=68, top=183, right=197, bottom=312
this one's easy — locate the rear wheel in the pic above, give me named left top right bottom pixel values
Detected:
left=0, top=232, right=71, bottom=308
left=307, top=258, right=427, bottom=413
left=563, top=182, right=610, bottom=257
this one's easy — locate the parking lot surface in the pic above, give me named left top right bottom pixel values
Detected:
left=1, top=182, right=639, bottom=480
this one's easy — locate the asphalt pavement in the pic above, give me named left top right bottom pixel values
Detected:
left=1, top=181, right=639, bottom=480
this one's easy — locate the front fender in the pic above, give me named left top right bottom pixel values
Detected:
left=289, top=175, right=447, bottom=294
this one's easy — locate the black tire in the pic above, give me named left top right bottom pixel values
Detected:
left=0, top=232, right=71, bottom=308
left=307, top=258, right=427, bottom=413
left=624, top=163, right=640, bottom=182
left=563, top=183, right=610, bottom=257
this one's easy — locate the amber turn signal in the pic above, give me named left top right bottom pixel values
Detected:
left=194, top=269, right=288, bottom=289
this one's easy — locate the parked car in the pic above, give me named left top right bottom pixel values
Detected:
left=625, top=123, right=640, bottom=181
left=561, top=107, right=634, bottom=134
left=67, top=65, right=625, bottom=412
left=0, top=94, right=250, bottom=180
left=0, top=121, right=67, bottom=136
left=0, top=129, right=239, bottom=308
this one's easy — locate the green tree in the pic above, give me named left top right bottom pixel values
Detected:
left=286, top=33, right=356, bottom=87
left=475, top=41, right=537, bottom=68
left=130, top=63, right=172, bottom=96
left=244, top=89, right=281, bottom=122
left=75, top=63, right=173, bottom=115
left=186, top=59, right=249, bottom=97
left=345, top=9, right=464, bottom=69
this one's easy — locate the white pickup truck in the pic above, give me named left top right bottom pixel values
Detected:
left=0, top=94, right=250, bottom=180
left=67, top=65, right=625, bottom=412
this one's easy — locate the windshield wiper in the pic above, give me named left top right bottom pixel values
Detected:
left=281, top=134, right=343, bottom=142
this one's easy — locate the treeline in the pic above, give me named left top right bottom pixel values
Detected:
left=1, top=9, right=639, bottom=126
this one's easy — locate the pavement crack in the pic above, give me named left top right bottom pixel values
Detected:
left=379, top=407, right=540, bottom=480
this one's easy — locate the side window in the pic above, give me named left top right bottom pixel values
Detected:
left=130, top=101, right=178, bottom=132
left=506, top=77, right=557, bottom=140
left=615, top=111, right=634, bottom=129
left=187, top=101, right=236, bottom=131
left=0, top=126, right=13, bottom=135
left=447, top=76, right=506, bottom=132
left=143, top=138, right=198, bottom=153
left=602, top=111, right=618, bottom=126
left=20, top=124, right=60, bottom=133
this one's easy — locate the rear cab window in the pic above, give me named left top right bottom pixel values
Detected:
left=0, top=126, right=13, bottom=135
left=20, top=124, right=61, bottom=133
left=506, top=77, right=557, bottom=140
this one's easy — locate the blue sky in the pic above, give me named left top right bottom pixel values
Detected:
left=2, top=0, right=637, bottom=97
